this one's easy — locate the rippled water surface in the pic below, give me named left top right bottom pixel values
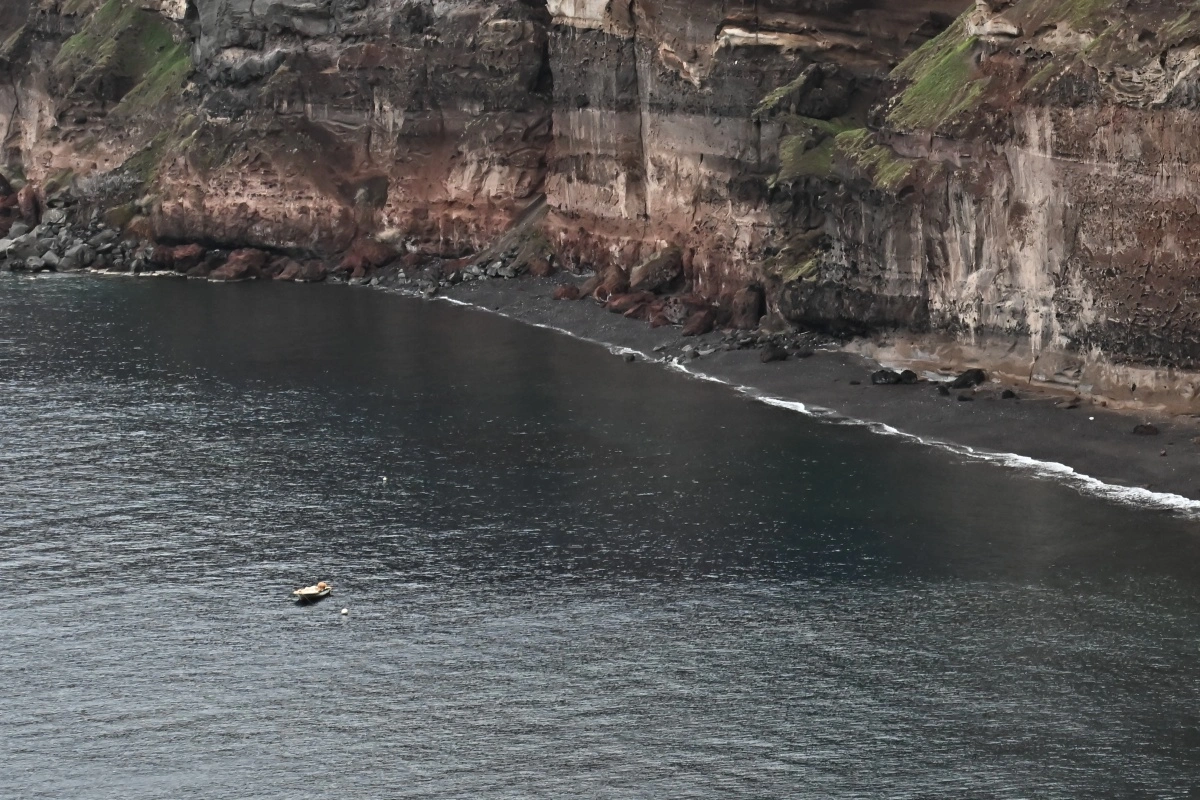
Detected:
left=4, top=275, right=1200, bottom=798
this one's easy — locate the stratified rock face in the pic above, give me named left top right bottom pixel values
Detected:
left=2, top=0, right=555, bottom=253
left=769, top=1, right=1200, bottom=404
left=7, top=0, right=1200, bottom=405
left=544, top=0, right=962, bottom=295
left=0, top=0, right=957, bottom=260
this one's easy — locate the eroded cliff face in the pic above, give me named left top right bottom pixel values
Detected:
left=4, top=0, right=1200, bottom=408
left=774, top=0, right=1200, bottom=408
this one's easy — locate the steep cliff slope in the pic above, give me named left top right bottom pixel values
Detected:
left=4, top=1, right=1200, bottom=409
left=775, top=0, right=1200, bottom=408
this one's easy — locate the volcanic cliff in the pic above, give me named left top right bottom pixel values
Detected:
left=4, top=0, right=1200, bottom=409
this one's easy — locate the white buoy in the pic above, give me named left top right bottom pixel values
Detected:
left=341, top=608, right=349, bottom=615
left=381, top=476, right=387, bottom=483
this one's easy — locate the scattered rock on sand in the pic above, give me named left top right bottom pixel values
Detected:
left=681, top=308, right=716, bottom=337
left=1133, top=423, right=1160, bottom=436
left=339, top=237, right=396, bottom=273
left=950, top=368, right=988, bottom=389
left=209, top=248, right=267, bottom=282
left=273, top=259, right=303, bottom=281
left=729, top=285, right=765, bottom=330
left=528, top=258, right=556, bottom=278
left=17, top=184, right=39, bottom=225
left=761, top=343, right=788, bottom=363
left=1001, top=389, right=1018, bottom=399
left=553, top=284, right=580, bottom=301
left=898, top=369, right=919, bottom=384
left=172, top=244, right=206, bottom=272
left=871, top=369, right=901, bottom=385
left=957, top=393, right=974, bottom=402
left=592, top=265, right=629, bottom=302
left=629, top=247, right=683, bottom=294
left=606, top=291, right=655, bottom=314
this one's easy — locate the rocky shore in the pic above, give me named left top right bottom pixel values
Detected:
left=439, top=276, right=1200, bottom=511
left=3, top=177, right=1198, bottom=510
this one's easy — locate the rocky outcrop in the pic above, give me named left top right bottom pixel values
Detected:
left=5, top=1, right=1200, bottom=409
left=771, top=1, right=1200, bottom=409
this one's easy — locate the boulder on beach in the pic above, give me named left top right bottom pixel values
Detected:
left=298, top=260, right=327, bottom=282
left=1133, top=423, right=1160, bottom=436
left=149, top=245, right=175, bottom=269
left=606, top=291, right=655, bottom=314
left=729, top=285, right=765, bottom=330
left=682, top=308, right=716, bottom=337
left=338, top=237, right=396, bottom=274
left=553, top=284, right=581, bottom=301
left=528, top=257, right=556, bottom=278
left=17, top=184, right=39, bottom=226
left=273, top=258, right=303, bottom=281
left=629, top=247, right=683, bottom=294
left=592, top=265, right=629, bottom=303
left=172, top=244, right=206, bottom=272
left=761, top=343, right=788, bottom=363
left=662, top=296, right=694, bottom=325
left=950, top=368, right=988, bottom=389
left=208, top=248, right=267, bottom=282
left=871, top=369, right=902, bottom=385
left=898, top=369, right=919, bottom=384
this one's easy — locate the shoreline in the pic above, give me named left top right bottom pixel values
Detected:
left=432, top=275, right=1200, bottom=515
left=27, top=266, right=1200, bottom=514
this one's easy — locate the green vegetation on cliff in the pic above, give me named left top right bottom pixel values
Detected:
left=833, top=130, right=912, bottom=190
left=53, top=0, right=188, bottom=111
left=888, top=18, right=988, bottom=131
left=774, top=119, right=913, bottom=192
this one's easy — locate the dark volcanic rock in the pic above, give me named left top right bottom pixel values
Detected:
left=950, top=369, right=988, bottom=389
left=528, top=258, right=556, bottom=278
left=553, top=284, right=581, bottom=301
left=577, top=274, right=603, bottom=298
left=209, top=248, right=267, bottom=282
left=592, top=265, right=629, bottom=303
left=729, top=286, right=765, bottom=330
left=273, top=259, right=303, bottom=281
left=339, top=238, right=396, bottom=274
left=17, top=185, right=39, bottom=226
left=682, top=308, right=716, bottom=337
left=871, top=369, right=902, bottom=385
left=629, top=248, right=683, bottom=294
left=606, top=291, right=655, bottom=314
left=172, top=244, right=206, bottom=272
left=1133, top=423, right=1160, bottom=436
left=899, top=369, right=919, bottom=384
left=760, top=343, right=789, bottom=363
left=297, top=261, right=327, bottom=282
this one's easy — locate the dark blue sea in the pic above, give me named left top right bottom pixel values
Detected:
left=4, top=275, right=1200, bottom=798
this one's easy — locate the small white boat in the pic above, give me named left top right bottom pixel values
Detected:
left=293, top=581, right=332, bottom=603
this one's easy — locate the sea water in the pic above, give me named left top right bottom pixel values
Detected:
left=4, top=275, right=1200, bottom=798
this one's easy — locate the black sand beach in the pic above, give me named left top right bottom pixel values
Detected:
left=440, top=276, right=1200, bottom=509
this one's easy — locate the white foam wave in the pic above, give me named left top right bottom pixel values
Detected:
left=439, top=291, right=1200, bottom=517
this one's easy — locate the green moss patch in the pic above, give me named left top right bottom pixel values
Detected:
left=772, top=116, right=860, bottom=186
left=755, top=67, right=819, bottom=118
left=53, top=0, right=189, bottom=112
left=834, top=129, right=913, bottom=191
left=888, top=20, right=988, bottom=132
left=111, top=42, right=189, bottom=117
left=776, top=135, right=836, bottom=185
